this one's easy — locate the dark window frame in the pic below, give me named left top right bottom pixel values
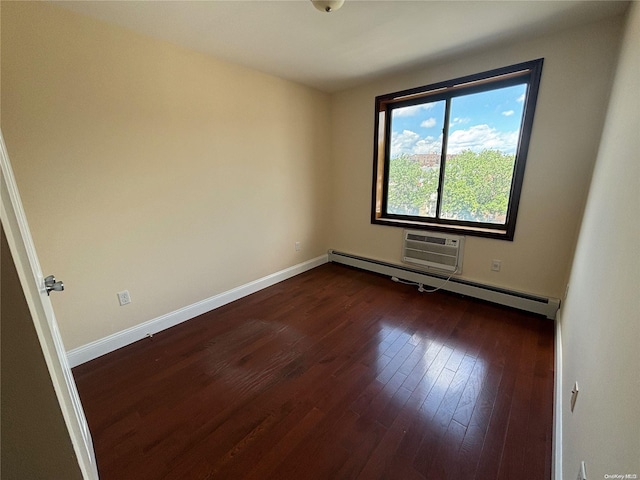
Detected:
left=371, top=58, right=544, bottom=241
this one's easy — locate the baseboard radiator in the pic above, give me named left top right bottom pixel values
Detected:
left=328, top=249, right=560, bottom=319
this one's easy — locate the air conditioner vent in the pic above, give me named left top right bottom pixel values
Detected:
left=406, top=233, right=446, bottom=245
left=402, top=230, right=464, bottom=273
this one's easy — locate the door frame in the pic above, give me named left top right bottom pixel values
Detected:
left=1, top=129, right=99, bottom=479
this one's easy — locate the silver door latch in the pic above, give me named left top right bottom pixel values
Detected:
left=44, top=275, right=64, bottom=295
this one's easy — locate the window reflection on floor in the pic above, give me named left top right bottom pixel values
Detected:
left=374, top=320, right=488, bottom=422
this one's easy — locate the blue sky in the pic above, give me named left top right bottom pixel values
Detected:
left=390, top=83, right=527, bottom=158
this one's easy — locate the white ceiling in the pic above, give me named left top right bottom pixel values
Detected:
left=54, top=0, right=628, bottom=92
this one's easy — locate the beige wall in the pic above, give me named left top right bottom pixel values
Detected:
left=1, top=2, right=332, bottom=349
left=330, top=15, right=624, bottom=299
left=1, top=226, right=84, bottom=480
left=559, top=3, right=639, bottom=478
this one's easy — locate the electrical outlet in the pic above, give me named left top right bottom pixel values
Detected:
left=577, top=460, right=587, bottom=480
left=571, top=381, right=579, bottom=412
left=491, top=259, right=501, bottom=272
left=295, top=241, right=301, bottom=251
left=117, top=290, right=131, bottom=306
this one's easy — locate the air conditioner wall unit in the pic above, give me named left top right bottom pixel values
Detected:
left=402, top=230, right=464, bottom=274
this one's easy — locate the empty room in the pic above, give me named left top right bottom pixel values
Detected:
left=1, top=1, right=638, bottom=479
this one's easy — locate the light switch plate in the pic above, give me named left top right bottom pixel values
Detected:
left=571, top=381, right=579, bottom=412
left=577, top=460, right=587, bottom=480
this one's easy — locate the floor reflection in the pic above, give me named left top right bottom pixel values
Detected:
left=373, top=319, right=488, bottom=422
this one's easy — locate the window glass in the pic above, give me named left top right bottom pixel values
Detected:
left=440, top=84, right=526, bottom=223
left=387, top=100, right=445, bottom=216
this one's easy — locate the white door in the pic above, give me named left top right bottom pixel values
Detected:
left=0, top=130, right=99, bottom=479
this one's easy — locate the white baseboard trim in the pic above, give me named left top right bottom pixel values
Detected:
left=553, top=312, right=563, bottom=480
left=67, top=254, right=328, bottom=367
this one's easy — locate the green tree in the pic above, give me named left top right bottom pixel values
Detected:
left=440, top=149, right=515, bottom=223
left=387, top=155, right=438, bottom=215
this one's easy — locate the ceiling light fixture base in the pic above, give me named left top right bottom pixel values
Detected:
left=311, top=0, right=345, bottom=13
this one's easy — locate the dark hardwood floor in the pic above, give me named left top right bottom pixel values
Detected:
left=73, top=263, right=554, bottom=480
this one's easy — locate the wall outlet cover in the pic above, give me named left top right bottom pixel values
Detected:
left=117, top=290, right=131, bottom=306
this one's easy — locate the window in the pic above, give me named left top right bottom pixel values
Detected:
left=371, top=59, right=543, bottom=240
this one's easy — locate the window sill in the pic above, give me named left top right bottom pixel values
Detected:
left=371, top=216, right=514, bottom=241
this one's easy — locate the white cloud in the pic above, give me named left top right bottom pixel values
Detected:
left=451, top=117, right=470, bottom=126
left=413, top=136, right=443, bottom=154
left=516, top=93, right=526, bottom=103
left=391, top=130, right=443, bottom=157
left=420, top=117, right=437, bottom=128
left=447, top=124, right=519, bottom=154
left=390, top=129, right=421, bottom=157
left=502, top=110, right=515, bottom=116
left=391, top=124, right=520, bottom=157
left=392, top=103, right=435, bottom=118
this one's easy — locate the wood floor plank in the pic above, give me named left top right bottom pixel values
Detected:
left=242, top=407, right=325, bottom=480
left=411, top=367, right=457, bottom=475
left=453, top=356, right=489, bottom=427
left=473, top=320, right=525, bottom=479
left=524, top=322, right=555, bottom=479
left=426, top=419, right=468, bottom=480
left=455, top=362, right=504, bottom=478
left=412, top=353, right=475, bottom=476
left=73, top=263, right=554, bottom=480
